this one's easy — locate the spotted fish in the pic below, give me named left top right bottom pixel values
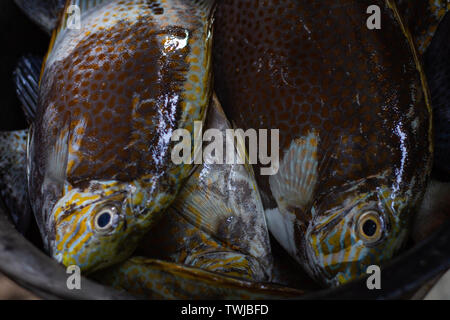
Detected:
left=16, top=0, right=216, bottom=274
left=213, top=0, right=433, bottom=286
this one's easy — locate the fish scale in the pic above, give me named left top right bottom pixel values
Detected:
left=213, top=0, right=432, bottom=286
left=24, top=0, right=215, bottom=273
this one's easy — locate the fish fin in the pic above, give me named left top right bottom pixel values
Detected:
left=170, top=95, right=273, bottom=279
left=14, top=0, right=66, bottom=34
left=94, top=257, right=303, bottom=299
left=265, top=207, right=298, bottom=260
left=269, top=131, right=319, bottom=212
left=13, top=55, right=43, bottom=124
left=43, top=124, right=69, bottom=193
left=171, top=170, right=234, bottom=243
left=172, top=95, right=234, bottom=238
left=0, top=130, right=32, bottom=234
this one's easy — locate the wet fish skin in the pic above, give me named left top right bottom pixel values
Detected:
left=28, top=0, right=215, bottom=274
left=213, top=0, right=432, bottom=286
left=387, top=2, right=449, bottom=178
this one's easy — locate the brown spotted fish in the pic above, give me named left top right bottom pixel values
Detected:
left=16, top=0, right=215, bottom=274
left=214, top=0, right=433, bottom=286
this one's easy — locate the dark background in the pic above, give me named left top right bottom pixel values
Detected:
left=0, top=0, right=48, bottom=131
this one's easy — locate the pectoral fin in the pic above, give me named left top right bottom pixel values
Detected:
left=269, top=131, right=319, bottom=213
left=266, top=131, right=320, bottom=260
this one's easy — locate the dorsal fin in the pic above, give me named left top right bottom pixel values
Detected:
left=13, top=55, right=43, bottom=124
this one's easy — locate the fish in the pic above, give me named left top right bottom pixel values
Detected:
left=15, top=0, right=216, bottom=274
left=213, top=0, right=433, bottom=286
left=0, top=130, right=31, bottom=234
left=394, top=0, right=449, bottom=54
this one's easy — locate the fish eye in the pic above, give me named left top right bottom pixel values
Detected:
left=94, top=206, right=118, bottom=232
left=357, top=211, right=384, bottom=244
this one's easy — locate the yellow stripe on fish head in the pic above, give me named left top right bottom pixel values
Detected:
left=305, top=183, right=410, bottom=286
left=50, top=179, right=156, bottom=274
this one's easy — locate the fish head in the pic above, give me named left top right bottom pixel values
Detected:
left=303, top=181, right=410, bottom=287
left=49, top=180, right=154, bottom=274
